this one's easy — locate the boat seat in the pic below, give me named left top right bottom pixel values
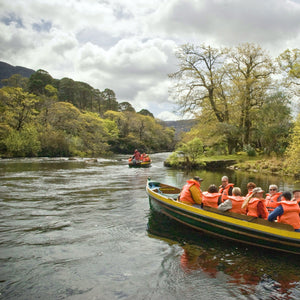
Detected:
left=202, top=206, right=295, bottom=231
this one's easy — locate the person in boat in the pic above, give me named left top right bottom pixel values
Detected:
left=245, top=182, right=256, bottom=198
left=178, top=176, right=203, bottom=205
left=131, top=149, right=141, bottom=164
left=268, top=191, right=300, bottom=232
left=292, top=190, right=300, bottom=207
left=265, top=184, right=282, bottom=212
left=218, top=176, right=234, bottom=203
left=218, top=187, right=246, bottom=214
left=141, top=153, right=150, bottom=162
left=242, top=187, right=269, bottom=219
left=202, top=184, right=222, bottom=208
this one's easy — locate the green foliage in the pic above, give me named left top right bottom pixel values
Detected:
left=3, top=124, right=41, bottom=157
left=285, top=114, right=300, bottom=176
left=0, top=87, right=39, bottom=130
left=177, top=138, right=204, bottom=163
left=170, top=43, right=295, bottom=155
left=243, top=144, right=256, bottom=157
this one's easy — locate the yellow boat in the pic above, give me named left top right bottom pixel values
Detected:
left=146, top=179, right=300, bottom=255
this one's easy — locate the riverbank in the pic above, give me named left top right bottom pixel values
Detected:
left=164, top=154, right=299, bottom=180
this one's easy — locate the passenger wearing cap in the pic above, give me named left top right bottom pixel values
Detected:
left=268, top=191, right=300, bottom=232
left=178, top=176, right=203, bottom=205
left=241, top=187, right=269, bottom=219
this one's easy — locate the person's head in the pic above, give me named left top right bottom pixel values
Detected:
left=193, top=176, right=204, bottom=184
left=221, top=176, right=229, bottom=186
left=208, top=184, right=218, bottom=193
left=247, top=182, right=256, bottom=191
left=281, top=191, right=292, bottom=201
left=293, top=190, right=300, bottom=200
left=268, top=184, right=278, bottom=195
left=232, top=187, right=242, bottom=196
left=252, top=187, right=264, bottom=198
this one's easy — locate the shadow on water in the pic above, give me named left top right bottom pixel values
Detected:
left=147, top=208, right=300, bottom=298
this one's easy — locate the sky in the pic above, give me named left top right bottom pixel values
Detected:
left=0, top=0, right=300, bottom=120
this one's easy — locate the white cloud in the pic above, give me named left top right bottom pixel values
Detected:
left=0, top=0, right=299, bottom=120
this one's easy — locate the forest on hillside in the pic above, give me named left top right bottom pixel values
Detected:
left=0, top=69, right=175, bottom=157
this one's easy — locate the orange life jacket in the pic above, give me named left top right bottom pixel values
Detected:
left=202, top=192, right=222, bottom=208
left=180, top=180, right=201, bottom=204
left=278, top=200, right=300, bottom=230
left=247, top=197, right=269, bottom=219
left=219, top=183, right=234, bottom=202
left=227, top=195, right=246, bottom=214
left=265, top=192, right=282, bottom=212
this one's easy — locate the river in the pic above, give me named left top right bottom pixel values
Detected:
left=0, top=153, right=299, bottom=300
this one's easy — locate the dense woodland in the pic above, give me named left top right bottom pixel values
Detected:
left=0, top=43, right=299, bottom=177
left=0, top=69, right=175, bottom=157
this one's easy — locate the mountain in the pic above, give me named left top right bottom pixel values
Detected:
left=161, top=119, right=197, bottom=138
left=0, top=61, right=35, bottom=87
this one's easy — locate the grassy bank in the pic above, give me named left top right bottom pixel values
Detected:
left=165, top=152, right=299, bottom=180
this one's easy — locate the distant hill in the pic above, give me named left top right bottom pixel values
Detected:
left=0, top=61, right=35, bottom=87
left=162, top=119, right=197, bottom=139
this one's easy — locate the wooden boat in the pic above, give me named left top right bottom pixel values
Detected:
left=146, top=179, right=300, bottom=255
left=128, top=157, right=151, bottom=168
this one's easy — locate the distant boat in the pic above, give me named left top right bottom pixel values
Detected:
left=128, top=156, right=151, bottom=168
left=146, top=178, right=300, bottom=255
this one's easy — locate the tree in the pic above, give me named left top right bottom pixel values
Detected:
left=169, top=44, right=227, bottom=121
left=0, top=87, right=39, bottom=131
left=1, top=74, right=29, bottom=89
left=118, top=101, right=135, bottom=112
left=226, top=43, right=276, bottom=146
left=253, top=92, right=291, bottom=154
left=28, top=69, right=54, bottom=95
left=277, top=49, right=300, bottom=87
left=102, top=88, right=118, bottom=111
left=285, top=113, right=300, bottom=176
left=138, top=109, right=154, bottom=118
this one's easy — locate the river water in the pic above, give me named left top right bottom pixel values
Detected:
left=0, top=153, right=299, bottom=300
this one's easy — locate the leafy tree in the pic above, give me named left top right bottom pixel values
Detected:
left=58, top=77, right=76, bottom=102
left=0, top=87, right=39, bottom=130
left=3, top=124, right=41, bottom=157
left=225, top=43, right=276, bottom=146
left=28, top=69, right=54, bottom=95
left=38, top=124, right=70, bottom=157
left=169, top=44, right=226, bottom=121
left=277, top=49, right=300, bottom=88
left=138, top=109, right=154, bottom=118
left=102, top=88, right=118, bottom=111
left=118, top=101, right=135, bottom=112
left=253, top=92, right=291, bottom=155
left=1, top=74, right=29, bottom=89
left=177, top=138, right=204, bottom=164
left=46, top=102, right=81, bottom=135
left=77, top=111, right=118, bottom=156
left=285, top=113, right=300, bottom=176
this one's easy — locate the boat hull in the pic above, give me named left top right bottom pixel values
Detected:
left=146, top=180, right=300, bottom=255
left=129, top=161, right=151, bottom=168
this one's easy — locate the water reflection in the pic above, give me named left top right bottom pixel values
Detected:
left=147, top=209, right=300, bottom=298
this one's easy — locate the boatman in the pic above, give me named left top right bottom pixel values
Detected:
left=178, top=176, right=203, bottom=205
left=218, top=176, right=234, bottom=203
left=132, top=149, right=141, bottom=164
